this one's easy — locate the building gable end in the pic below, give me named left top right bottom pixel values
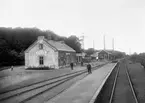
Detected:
left=98, top=50, right=111, bottom=55
left=25, top=39, right=57, bottom=53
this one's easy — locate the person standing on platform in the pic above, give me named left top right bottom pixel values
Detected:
left=89, top=63, right=92, bottom=73
left=81, top=61, right=83, bottom=66
left=11, top=66, right=13, bottom=71
left=87, top=63, right=90, bottom=74
left=87, top=63, right=92, bottom=74
left=70, top=62, right=74, bottom=70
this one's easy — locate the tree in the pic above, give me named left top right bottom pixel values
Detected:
left=65, top=35, right=82, bottom=53
left=0, top=27, right=65, bottom=66
left=0, top=28, right=83, bottom=66
left=85, top=48, right=95, bottom=56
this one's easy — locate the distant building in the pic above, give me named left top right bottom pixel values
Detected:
left=90, top=51, right=99, bottom=60
left=76, top=52, right=86, bottom=63
left=25, top=36, right=76, bottom=69
left=98, top=50, right=115, bottom=61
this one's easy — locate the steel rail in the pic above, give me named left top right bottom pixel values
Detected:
left=109, top=61, right=138, bottom=103
left=0, top=63, right=106, bottom=95
left=109, top=63, right=120, bottom=103
left=125, top=64, right=138, bottom=103
left=19, top=71, right=87, bottom=103
left=0, top=69, right=85, bottom=94
left=0, top=63, right=105, bottom=95
left=0, top=70, right=86, bottom=101
left=0, top=63, right=106, bottom=102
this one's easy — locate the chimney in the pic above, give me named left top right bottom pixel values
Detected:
left=38, top=36, right=45, bottom=40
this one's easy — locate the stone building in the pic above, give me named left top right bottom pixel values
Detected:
left=25, top=36, right=76, bottom=69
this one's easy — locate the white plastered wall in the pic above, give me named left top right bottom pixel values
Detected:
left=25, top=40, right=59, bottom=69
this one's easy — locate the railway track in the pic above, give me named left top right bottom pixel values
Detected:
left=0, top=63, right=106, bottom=103
left=95, top=60, right=138, bottom=103
left=109, top=62, right=138, bottom=103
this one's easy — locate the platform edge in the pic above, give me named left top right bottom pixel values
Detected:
left=89, top=63, right=118, bottom=103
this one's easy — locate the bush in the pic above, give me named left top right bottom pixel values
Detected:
left=26, top=67, right=55, bottom=70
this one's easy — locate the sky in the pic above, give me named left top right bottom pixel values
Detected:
left=0, top=0, right=145, bottom=54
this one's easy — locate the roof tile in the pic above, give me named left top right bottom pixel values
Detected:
left=47, top=40, right=76, bottom=52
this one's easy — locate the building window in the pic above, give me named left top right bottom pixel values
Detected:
left=39, top=43, right=43, bottom=49
left=39, top=56, right=44, bottom=65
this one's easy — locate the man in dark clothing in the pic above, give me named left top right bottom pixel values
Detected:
left=11, top=66, right=13, bottom=71
left=81, top=61, right=83, bottom=66
left=89, top=63, right=92, bottom=74
left=87, top=63, right=92, bottom=74
left=70, top=63, right=74, bottom=70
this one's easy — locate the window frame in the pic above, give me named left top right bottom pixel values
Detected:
left=39, top=43, right=43, bottom=49
left=39, top=56, right=44, bottom=65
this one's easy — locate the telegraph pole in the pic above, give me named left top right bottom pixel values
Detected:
left=104, top=35, right=106, bottom=50
left=82, top=35, right=84, bottom=49
left=81, top=35, right=84, bottom=50
left=79, top=35, right=85, bottom=50
left=79, top=35, right=85, bottom=60
left=129, top=48, right=131, bottom=55
left=93, top=40, right=95, bottom=49
left=112, top=38, right=114, bottom=51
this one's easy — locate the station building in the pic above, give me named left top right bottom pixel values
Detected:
left=25, top=36, right=76, bottom=69
left=98, top=50, right=115, bottom=61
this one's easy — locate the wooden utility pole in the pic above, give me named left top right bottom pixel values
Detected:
left=112, top=38, right=114, bottom=51
left=93, top=40, right=95, bottom=49
left=129, top=48, right=131, bottom=55
left=79, top=35, right=85, bottom=50
left=104, top=35, right=106, bottom=50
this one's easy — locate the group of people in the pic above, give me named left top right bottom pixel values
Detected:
left=70, top=62, right=92, bottom=74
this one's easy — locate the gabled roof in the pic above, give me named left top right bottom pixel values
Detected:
left=47, top=40, right=76, bottom=52
left=98, top=50, right=112, bottom=54
left=25, top=37, right=76, bottom=53
left=98, top=49, right=123, bottom=56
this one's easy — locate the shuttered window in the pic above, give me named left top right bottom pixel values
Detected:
left=39, top=56, right=44, bottom=65
left=39, top=44, right=43, bottom=49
